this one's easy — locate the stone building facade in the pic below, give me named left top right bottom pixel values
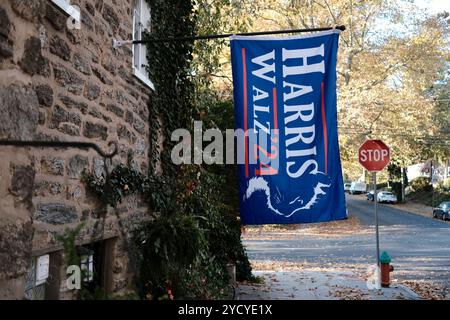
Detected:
left=0, top=0, right=153, bottom=299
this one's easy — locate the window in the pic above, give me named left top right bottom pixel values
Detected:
left=80, top=251, right=94, bottom=283
left=24, top=256, right=47, bottom=300
left=24, top=252, right=62, bottom=300
left=80, top=238, right=116, bottom=295
left=49, top=0, right=80, bottom=23
left=132, top=0, right=155, bottom=90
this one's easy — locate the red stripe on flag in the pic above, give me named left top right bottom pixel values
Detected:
left=273, top=87, right=278, bottom=129
left=242, top=48, right=249, bottom=178
left=321, top=82, right=328, bottom=175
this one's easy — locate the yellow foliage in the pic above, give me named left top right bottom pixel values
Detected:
left=195, top=0, right=450, bottom=179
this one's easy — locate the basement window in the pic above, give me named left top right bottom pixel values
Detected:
left=132, top=0, right=155, bottom=90
left=80, top=238, right=116, bottom=295
left=80, top=251, right=94, bottom=283
left=49, top=0, right=80, bottom=23
left=24, top=252, right=62, bottom=300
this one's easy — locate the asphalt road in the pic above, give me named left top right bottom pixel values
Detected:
left=243, top=194, right=450, bottom=288
left=347, top=194, right=449, bottom=227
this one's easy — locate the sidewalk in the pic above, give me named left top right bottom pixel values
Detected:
left=237, top=270, right=420, bottom=300
left=384, top=200, right=433, bottom=219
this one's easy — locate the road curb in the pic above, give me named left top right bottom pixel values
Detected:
left=395, top=284, right=422, bottom=300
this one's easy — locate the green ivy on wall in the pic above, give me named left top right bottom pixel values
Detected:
left=144, top=0, right=196, bottom=181
left=81, top=164, right=145, bottom=208
left=80, top=0, right=255, bottom=300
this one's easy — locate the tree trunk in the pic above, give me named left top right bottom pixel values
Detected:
left=401, top=167, right=407, bottom=203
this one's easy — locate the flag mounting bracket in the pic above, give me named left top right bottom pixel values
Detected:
left=0, top=140, right=118, bottom=159
left=112, top=25, right=346, bottom=49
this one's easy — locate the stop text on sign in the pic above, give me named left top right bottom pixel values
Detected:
left=358, top=139, right=390, bottom=172
left=359, top=149, right=389, bottom=162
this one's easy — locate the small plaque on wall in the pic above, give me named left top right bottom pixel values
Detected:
left=36, top=254, right=50, bottom=286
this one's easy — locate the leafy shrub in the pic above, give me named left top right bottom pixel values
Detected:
left=410, top=177, right=432, bottom=192
left=181, top=169, right=254, bottom=281
left=133, top=168, right=255, bottom=300
left=443, top=177, right=450, bottom=191
left=180, top=255, right=229, bottom=299
left=82, top=162, right=255, bottom=299
left=133, top=213, right=207, bottom=299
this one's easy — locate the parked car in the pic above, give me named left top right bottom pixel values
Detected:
left=377, top=191, right=397, bottom=204
left=366, top=191, right=374, bottom=201
left=349, top=182, right=366, bottom=195
left=344, top=183, right=352, bottom=193
left=433, top=202, right=450, bottom=221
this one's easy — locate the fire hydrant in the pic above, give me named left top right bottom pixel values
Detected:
left=380, top=251, right=394, bottom=288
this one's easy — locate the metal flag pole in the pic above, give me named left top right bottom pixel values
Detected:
left=113, top=25, right=346, bottom=48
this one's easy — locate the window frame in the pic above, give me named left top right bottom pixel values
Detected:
left=49, top=0, right=80, bottom=22
left=132, top=0, right=155, bottom=90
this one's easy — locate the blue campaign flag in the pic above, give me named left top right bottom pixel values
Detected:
left=230, top=30, right=347, bottom=225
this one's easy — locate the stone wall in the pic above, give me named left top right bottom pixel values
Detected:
left=0, top=0, right=152, bottom=299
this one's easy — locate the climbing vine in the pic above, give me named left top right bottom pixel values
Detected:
left=81, top=164, right=144, bottom=208
left=82, top=161, right=172, bottom=211
left=80, top=0, right=255, bottom=300
left=55, top=222, right=85, bottom=267
left=144, top=0, right=196, bottom=182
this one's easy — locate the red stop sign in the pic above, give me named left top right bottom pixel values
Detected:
left=358, top=140, right=390, bottom=172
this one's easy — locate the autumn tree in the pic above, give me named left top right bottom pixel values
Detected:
left=193, top=0, right=449, bottom=181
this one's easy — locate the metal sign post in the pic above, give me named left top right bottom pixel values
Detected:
left=373, top=172, right=380, bottom=266
left=359, top=139, right=390, bottom=267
